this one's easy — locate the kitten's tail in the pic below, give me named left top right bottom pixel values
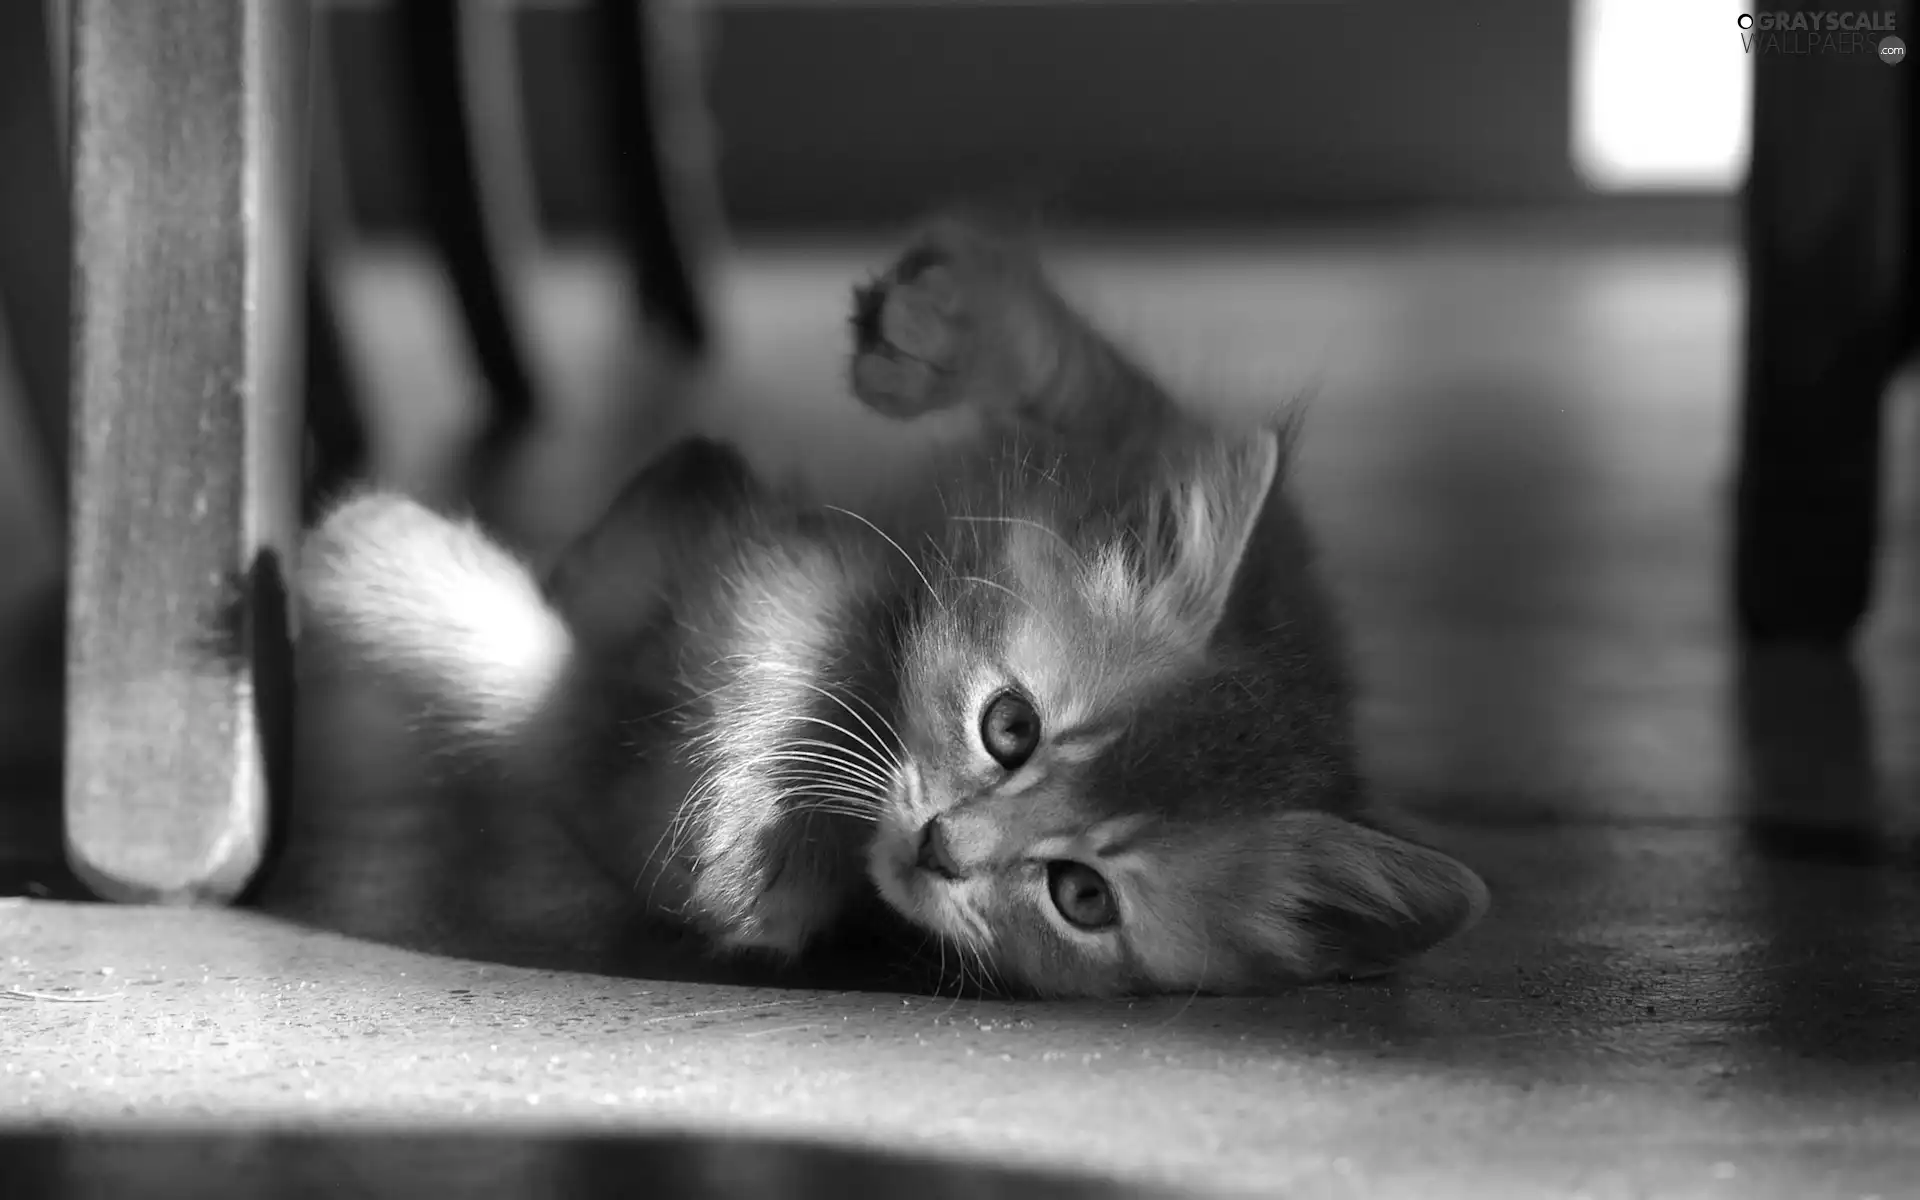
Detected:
left=296, top=490, right=573, bottom=747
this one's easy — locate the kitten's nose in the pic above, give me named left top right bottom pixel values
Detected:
left=915, top=817, right=963, bottom=880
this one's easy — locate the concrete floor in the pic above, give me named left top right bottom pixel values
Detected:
left=4, top=224, right=1920, bottom=1198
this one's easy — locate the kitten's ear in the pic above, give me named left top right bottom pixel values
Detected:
left=1132, top=428, right=1283, bottom=647
left=1257, top=810, right=1490, bottom=982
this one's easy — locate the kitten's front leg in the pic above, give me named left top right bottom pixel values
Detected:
left=849, top=216, right=1165, bottom=437
left=688, top=792, right=873, bottom=958
left=680, top=651, right=894, bottom=959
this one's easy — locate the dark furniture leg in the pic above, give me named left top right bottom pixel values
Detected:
left=64, top=0, right=309, bottom=902
left=1735, top=32, right=1910, bottom=646
left=302, top=245, right=366, bottom=519
left=0, top=0, right=72, bottom=501
left=302, top=12, right=368, bottom=520
left=591, top=0, right=717, bottom=359
left=394, top=0, right=541, bottom=482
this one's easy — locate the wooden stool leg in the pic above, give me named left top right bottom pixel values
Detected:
left=1735, top=36, right=1909, bottom=646
left=65, top=0, right=309, bottom=903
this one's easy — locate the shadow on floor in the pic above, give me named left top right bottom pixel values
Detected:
left=0, top=1129, right=1168, bottom=1200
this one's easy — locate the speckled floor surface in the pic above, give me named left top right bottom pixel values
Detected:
left=4, top=227, right=1920, bottom=1198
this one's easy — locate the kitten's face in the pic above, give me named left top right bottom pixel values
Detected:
left=865, top=433, right=1488, bottom=998
left=869, top=553, right=1167, bottom=998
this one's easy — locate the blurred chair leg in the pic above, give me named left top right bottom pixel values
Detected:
left=303, top=246, right=366, bottom=520
left=65, top=0, right=307, bottom=903
left=394, top=0, right=542, bottom=488
left=0, top=0, right=73, bottom=512
left=590, top=0, right=719, bottom=359
left=303, top=10, right=369, bottom=520
left=0, top=0, right=71, bottom=835
left=1735, top=45, right=1909, bottom=647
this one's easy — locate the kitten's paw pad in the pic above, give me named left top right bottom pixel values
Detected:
left=849, top=247, right=973, bottom=418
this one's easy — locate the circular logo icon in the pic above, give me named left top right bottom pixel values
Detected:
left=1737, top=13, right=1754, bottom=29
left=1882, top=35, right=1907, bottom=63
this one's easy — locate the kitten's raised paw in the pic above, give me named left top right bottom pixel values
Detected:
left=848, top=219, right=1055, bottom=421
left=849, top=244, right=972, bottom=418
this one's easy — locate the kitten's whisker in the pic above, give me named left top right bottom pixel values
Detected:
left=761, top=760, right=892, bottom=811
left=756, top=744, right=890, bottom=791
left=975, top=947, right=1000, bottom=1000
left=763, top=768, right=889, bottom=803
left=940, top=940, right=971, bottom=1013
left=768, top=784, right=888, bottom=815
left=908, top=928, right=938, bottom=974
left=964, top=939, right=1002, bottom=1001
left=783, top=798, right=879, bottom=817
left=791, top=687, right=902, bottom=752
left=747, top=747, right=893, bottom=793
left=761, top=764, right=887, bottom=793
left=962, top=909, right=995, bottom=956
left=742, top=744, right=887, bottom=780
left=962, top=941, right=986, bottom=1000
left=827, top=683, right=906, bottom=756
left=637, top=782, right=708, bottom=904
left=788, top=682, right=904, bottom=773
left=781, top=791, right=881, bottom=812
left=772, top=733, right=897, bottom=788
left=822, top=504, right=945, bottom=614
left=932, top=936, right=951, bottom=1006
left=782, top=798, right=881, bottom=824
left=953, top=940, right=976, bottom=1000
left=634, top=828, right=673, bottom=897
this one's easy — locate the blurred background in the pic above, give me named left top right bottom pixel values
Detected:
left=0, top=0, right=1764, bottom=569
left=3, top=0, right=1766, bottom=576
left=334, top=0, right=1747, bottom=228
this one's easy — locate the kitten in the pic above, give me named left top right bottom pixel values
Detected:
left=297, top=217, right=1489, bottom=998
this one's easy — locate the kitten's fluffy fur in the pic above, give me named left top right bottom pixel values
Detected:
left=299, top=218, right=1488, bottom=997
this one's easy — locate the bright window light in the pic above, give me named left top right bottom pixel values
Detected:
left=1573, top=0, right=1753, bottom=191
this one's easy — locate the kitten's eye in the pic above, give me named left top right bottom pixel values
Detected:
left=979, top=689, right=1041, bottom=769
left=1047, top=861, right=1118, bottom=930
